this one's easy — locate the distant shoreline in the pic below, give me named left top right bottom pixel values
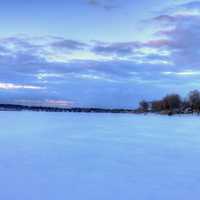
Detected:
left=0, top=103, right=199, bottom=116
left=0, top=104, right=136, bottom=114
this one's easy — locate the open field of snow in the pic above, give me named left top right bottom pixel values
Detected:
left=0, top=112, right=200, bottom=200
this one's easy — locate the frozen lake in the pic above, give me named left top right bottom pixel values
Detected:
left=0, top=112, right=200, bottom=200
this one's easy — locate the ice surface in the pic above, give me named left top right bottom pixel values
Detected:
left=0, top=112, right=200, bottom=200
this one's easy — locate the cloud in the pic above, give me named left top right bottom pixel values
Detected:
left=153, top=9, right=200, bottom=69
left=162, top=70, right=200, bottom=76
left=174, top=1, right=200, bottom=13
left=86, top=0, right=119, bottom=10
left=153, top=14, right=177, bottom=23
left=36, top=73, right=64, bottom=80
left=50, top=39, right=89, bottom=51
left=0, top=83, right=44, bottom=90
left=92, top=41, right=140, bottom=56
left=87, top=0, right=99, bottom=6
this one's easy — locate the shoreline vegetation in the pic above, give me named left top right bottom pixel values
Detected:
left=137, top=90, right=200, bottom=116
left=0, top=104, right=135, bottom=114
left=1, top=90, right=200, bottom=115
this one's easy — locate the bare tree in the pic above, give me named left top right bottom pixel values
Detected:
left=151, top=100, right=164, bottom=112
left=139, top=100, right=149, bottom=112
left=162, top=94, right=182, bottom=111
left=188, top=90, right=200, bottom=114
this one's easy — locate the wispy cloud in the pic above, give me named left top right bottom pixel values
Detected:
left=162, top=70, right=200, bottom=76
left=0, top=83, right=44, bottom=90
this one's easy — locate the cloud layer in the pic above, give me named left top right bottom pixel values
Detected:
left=1, top=1, right=200, bottom=107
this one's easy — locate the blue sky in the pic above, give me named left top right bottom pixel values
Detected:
left=0, top=0, right=200, bottom=108
left=0, top=0, right=168, bottom=41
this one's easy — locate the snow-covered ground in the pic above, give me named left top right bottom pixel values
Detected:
left=0, top=112, right=200, bottom=200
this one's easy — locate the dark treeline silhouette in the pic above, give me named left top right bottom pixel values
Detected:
left=0, top=104, right=135, bottom=114
left=137, top=90, right=200, bottom=115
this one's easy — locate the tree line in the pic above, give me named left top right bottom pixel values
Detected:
left=0, top=104, right=135, bottom=114
left=138, top=90, right=200, bottom=115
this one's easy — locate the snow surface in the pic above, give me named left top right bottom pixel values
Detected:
left=0, top=112, right=200, bottom=200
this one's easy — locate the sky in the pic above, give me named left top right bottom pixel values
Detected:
left=0, top=0, right=200, bottom=108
